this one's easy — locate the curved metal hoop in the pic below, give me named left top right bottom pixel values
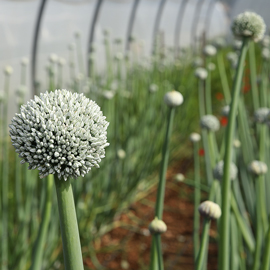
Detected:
left=125, top=0, right=140, bottom=52
left=151, top=0, right=167, bottom=54
left=174, top=0, right=188, bottom=57
left=31, top=0, right=48, bottom=97
left=87, top=0, right=104, bottom=76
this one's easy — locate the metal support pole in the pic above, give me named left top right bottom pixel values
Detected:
left=31, top=0, right=48, bottom=97
left=174, top=0, right=188, bottom=57
left=204, top=0, right=216, bottom=41
left=87, top=0, right=104, bottom=76
left=190, top=0, right=206, bottom=52
left=151, top=0, right=167, bottom=55
left=125, top=0, right=140, bottom=52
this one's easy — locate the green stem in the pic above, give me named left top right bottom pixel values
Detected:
left=30, top=174, right=53, bottom=270
left=155, top=107, right=175, bottom=218
left=193, top=142, right=200, bottom=261
left=1, top=73, right=10, bottom=270
left=262, top=217, right=270, bottom=270
left=150, top=107, right=175, bottom=270
left=205, top=70, right=212, bottom=115
left=54, top=177, right=84, bottom=270
left=196, top=218, right=211, bottom=270
left=219, top=38, right=250, bottom=270
left=217, top=52, right=231, bottom=104
left=252, top=178, right=263, bottom=270
left=248, top=42, right=259, bottom=110
left=198, top=79, right=206, bottom=117
left=155, top=234, right=164, bottom=270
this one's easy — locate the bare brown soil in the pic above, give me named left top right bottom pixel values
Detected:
left=84, top=159, right=218, bottom=270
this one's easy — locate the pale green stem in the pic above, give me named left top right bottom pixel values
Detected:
left=248, top=42, right=259, bottom=110
left=219, top=38, right=249, bottom=270
left=262, top=216, right=270, bottom=270
left=150, top=107, right=175, bottom=270
left=54, top=177, right=84, bottom=270
left=259, top=124, right=268, bottom=234
left=30, top=174, right=53, bottom=270
left=205, top=70, right=212, bottom=115
left=252, top=177, right=263, bottom=270
left=1, top=73, right=10, bottom=270
left=193, top=141, right=200, bottom=261
left=198, top=79, right=206, bottom=117
left=217, top=52, right=231, bottom=104
left=196, top=218, right=211, bottom=270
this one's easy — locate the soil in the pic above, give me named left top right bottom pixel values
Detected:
left=84, top=158, right=218, bottom=270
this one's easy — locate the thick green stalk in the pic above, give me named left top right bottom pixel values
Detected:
left=150, top=108, right=175, bottom=270
left=205, top=69, right=212, bottom=115
left=217, top=52, right=231, bottom=104
left=30, top=174, right=53, bottom=270
left=193, top=141, right=200, bottom=261
left=248, top=42, right=259, bottom=110
left=262, top=217, right=270, bottom=270
left=54, top=177, right=84, bottom=270
left=252, top=178, right=263, bottom=270
left=198, top=79, right=206, bottom=117
left=259, top=124, right=268, bottom=234
left=219, top=38, right=249, bottom=270
left=1, top=73, right=10, bottom=270
left=155, top=235, right=163, bottom=270
left=196, top=218, right=211, bottom=270
left=155, top=107, right=175, bottom=218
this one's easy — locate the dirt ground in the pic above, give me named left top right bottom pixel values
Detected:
left=84, top=159, right=218, bottom=270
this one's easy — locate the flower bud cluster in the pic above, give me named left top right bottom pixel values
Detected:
left=9, top=89, right=109, bottom=180
left=249, top=160, right=268, bottom=176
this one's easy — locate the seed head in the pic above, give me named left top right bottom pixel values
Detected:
left=117, top=149, right=126, bottom=159
left=204, top=45, right=217, bottom=57
left=199, top=201, right=221, bottom=220
left=193, top=57, right=203, bottom=67
left=262, top=35, right=270, bottom=47
left=148, top=217, right=167, bottom=234
left=213, top=160, right=238, bottom=181
left=262, top=48, right=270, bottom=60
left=9, top=89, right=109, bottom=180
left=174, top=173, right=185, bottom=182
left=195, top=67, right=208, bottom=80
left=21, top=57, right=29, bottom=66
left=249, top=160, right=268, bottom=176
left=189, top=132, right=201, bottom=143
left=231, top=12, right=266, bottom=42
left=221, top=105, right=230, bottom=117
left=207, top=63, right=216, bottom=71
left=149, top=84, right=158, bottom=93
left=254, top=107, right=270, bottom=123
left=4, top=66, right=13, bottom=76
left=164, top=90, right=183, bottom=107
left=200, top=115, right=220, bottom=132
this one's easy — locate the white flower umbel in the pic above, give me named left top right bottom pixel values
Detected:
left=195, top=67, right=208, bottom=80
left=200, top=115, right=220, bottom=132
left=213, top=160, right=238, bottom=181
left=207, top=63, right=216, bottom=71
left=190, top=132, right=201, bottom=143
left=149, top=84, right=159, bottom=93
left=9, top=89, right=109, bottom=180
left=254, top=107, right=270, bottom=123
left=231, top=12, right=266, bottom=42
left=4, top=66, right=13, bottom=76
left=221, top=105, right=230, bottom=117
left=249, top=160, right=268, bottom=176
left=204, top=45, right=217, bottom=57
left=149, top=217, right=167, bottom=234
left=164, top=90, right=183, bottom=107
left=199, top=201, right=221, bottom=220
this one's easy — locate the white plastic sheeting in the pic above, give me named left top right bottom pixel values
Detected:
left=0, top=0, right=228, bottom=118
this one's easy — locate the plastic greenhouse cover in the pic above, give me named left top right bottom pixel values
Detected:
left=0, top=0, right=227, bottom=120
